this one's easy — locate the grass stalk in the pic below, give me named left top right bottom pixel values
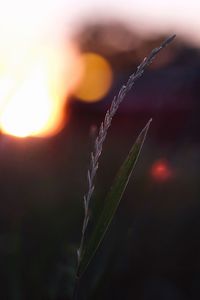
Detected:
left=73, top=34, right=176, bottom=299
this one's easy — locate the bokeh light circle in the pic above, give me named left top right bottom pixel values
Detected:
left=150, top=159, right=173, bottom=182
left=74, top=52, right=113, bottom=103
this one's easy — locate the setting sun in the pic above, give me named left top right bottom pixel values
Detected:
left=0, top=0, right=83, bottom=138
left=0, top=44, right=81, bottom=138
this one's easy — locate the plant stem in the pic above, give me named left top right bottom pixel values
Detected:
left=72, top=34, right=176, bottom=299
left=72, top=276, right=80, bottom=300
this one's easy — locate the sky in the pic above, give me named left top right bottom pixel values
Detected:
left=0, top=0, right=199, bottom=138
left=1, top=0, right=200, bottom=45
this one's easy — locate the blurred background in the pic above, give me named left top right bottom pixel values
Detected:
left=0, top=0, right=200, bottom=299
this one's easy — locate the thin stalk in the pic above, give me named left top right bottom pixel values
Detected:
left=73, top=34, right=176, bottom=299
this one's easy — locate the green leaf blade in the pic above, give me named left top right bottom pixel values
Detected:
left=78, top=119, right=152, bottom=277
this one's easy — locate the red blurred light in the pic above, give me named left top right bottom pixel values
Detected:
left=150, top=159, right=173, bottom=182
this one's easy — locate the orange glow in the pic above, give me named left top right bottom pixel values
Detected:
left=0, top=43, right=81, bottom=138
left=150, top=159, right=173, bottom=182
left=74, top=52, right=113, bottom=102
